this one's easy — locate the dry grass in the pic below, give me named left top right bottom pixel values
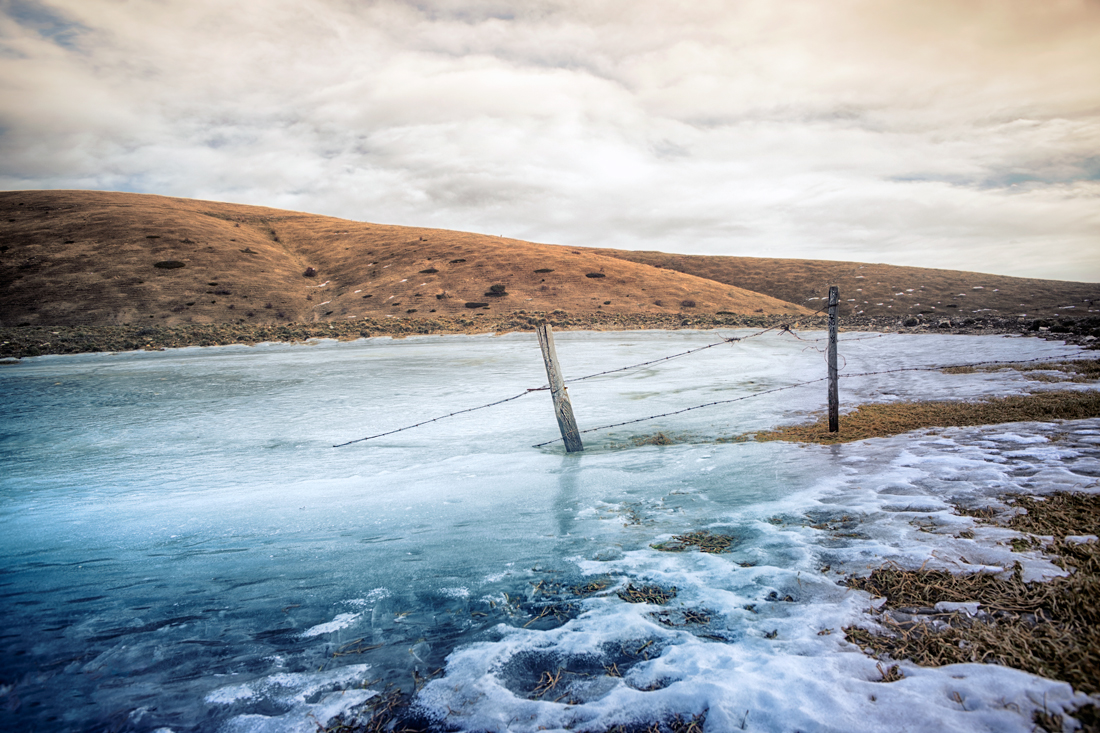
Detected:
left=945, top=359, right=1100, bottom=383
left=617, top=583, right=677, bottom=604
left=651, top=530, right=736, bottom=554
left=844, top=492, right=1100, bottom=700
left=10, top=191, right=1100, bottom=336
left=582, top=247, right=1100, bottom=321
left=634, top=432, right=676, bottom=446
left=573, top=577, right=613, bottom=596
left=740, top=390, right=1100, bottom=445
left=0, top=190, right=807, bottom=329
left=321, top=687, right=429, bottom=733
left=1005, top=492, right=1100, bottom=537
left=599, top=713, right=707, bottom=733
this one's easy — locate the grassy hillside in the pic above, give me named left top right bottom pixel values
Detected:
left=3, top=190, right=1096, bottom=334
left=0, top=191, right=807, bottom=328
left=582, top=249, right=1100, bottom=320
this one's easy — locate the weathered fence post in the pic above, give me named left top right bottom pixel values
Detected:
left=536, top=323, right=584, bottom=452
left=827, top=285, right=839, bottom=433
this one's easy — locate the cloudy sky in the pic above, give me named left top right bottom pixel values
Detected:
left=1, top=0, right=1098, bottom=280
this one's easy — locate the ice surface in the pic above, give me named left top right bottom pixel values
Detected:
left=0, top=330, right=1096, bottom=732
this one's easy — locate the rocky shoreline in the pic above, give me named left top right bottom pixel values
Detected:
left=2, top=311, right=1098, bottom=359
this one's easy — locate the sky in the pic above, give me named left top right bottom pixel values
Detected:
left=1, top=0, right=1098, bottom=281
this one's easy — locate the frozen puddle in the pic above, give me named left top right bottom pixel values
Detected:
left=0, top=330, right=1096, bottom=732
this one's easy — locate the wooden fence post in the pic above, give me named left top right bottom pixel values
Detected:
left=536, top=323, right=584, bottom=452
left=827, top=285, right=839, bottom=433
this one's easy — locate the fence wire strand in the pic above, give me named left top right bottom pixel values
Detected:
left=334, top=321, right=788, bottom=447
left=332, top=388, right=545, bottom=447
left=334, top=317, right=1093, bottom=449
left=531, top=350, right=1094, bottom=447
left=566, top=323, right=786, bottom=383
left=532, top=377, right=830, bottom=447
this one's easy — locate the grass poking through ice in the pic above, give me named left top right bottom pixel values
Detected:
left=617, top=583, right=678, bottom=604
left=943, top=358, right=1100, bottom=383
left=651, top=530, right=736, bottom=553
left=844, top=491, right=1100, bottom=727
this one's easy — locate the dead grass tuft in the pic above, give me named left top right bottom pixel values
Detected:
left=1033, top=703, right=1100, bottom=733
left=573, top=577, right=613, bottom=596
left=321, top=687, right=429, bottom=733
left=599, top=712, right=707, bottom=733
left=1002, top=492, right=1100, bottom=540
left=946, top=359, right=1100, bottom=383
left=875, top=662, right=905, bottom=682
left=617, top=583, right=677, bottom=605
left=741, top=390, right=1100, bottom=444
left=651, top=530, right=736, bottom=554
left=634, top=432, right=675, bottom=446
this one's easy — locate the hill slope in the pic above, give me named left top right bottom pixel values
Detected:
left=3, top=190, right=1096, bottom=333
left=0, top=190, right=807, bottom=328
left=581, top=249, right=1099, bottom=320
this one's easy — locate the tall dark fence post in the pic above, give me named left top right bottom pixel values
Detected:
left=827, top=285, right=839, bottom=433
left=536, top=323, right=584, bottom=452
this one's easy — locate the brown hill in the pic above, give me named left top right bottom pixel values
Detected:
left=0, top=190, right=808, bottom=328
left=580, top=249, right=1100, bottom=320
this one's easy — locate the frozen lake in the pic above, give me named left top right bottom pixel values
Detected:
left=1, top=329, right=1097, bottom=732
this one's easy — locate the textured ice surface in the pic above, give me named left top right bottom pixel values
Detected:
left=0, top=330, right=1097, bottom=732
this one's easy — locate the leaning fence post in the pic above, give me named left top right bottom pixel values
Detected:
left=536, top=323, right=584, bottom=452
left=827, top=285, right=839, bottom=433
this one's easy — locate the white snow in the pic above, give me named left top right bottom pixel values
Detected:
left=207, top=665, right=375, bottom=733
left=301, top=612, right=362, bottom=637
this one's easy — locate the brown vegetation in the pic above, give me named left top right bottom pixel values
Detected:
left=0, top=190, right=807, bottom=329
left=739, top=390, right=1100, bottom=445
left=0, top=311, right=821, bottom=359
left=5, top=191, right=1099, bottom=340
left=944, top=359, right=1100, bottom=383
left=651, top=530, right=736, bottom=554
left=583, top=248, right=1100, bottom=320
left=844, top=491, right=1100, bottom=729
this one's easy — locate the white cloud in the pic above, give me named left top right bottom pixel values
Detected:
left=1, top=0, right=1098, bottom=280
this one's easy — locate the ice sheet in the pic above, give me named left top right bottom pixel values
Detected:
left=0, top=330, right=1096, bottom=732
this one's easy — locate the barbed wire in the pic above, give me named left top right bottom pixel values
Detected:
left=565, top=322, right=789, bottom=383
left=532, top=377, right=830, bottom=447
left=332, top=388, right=544, bottom=447
left=531, top=350, right=1095, bottom=447
left=565, top=335, right=740, bottom=383
left=785, top=331, right=890, bottom=344
left=333, top=321, right=795, bottom=447
left=334, top=318, right=1092, bottom=449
